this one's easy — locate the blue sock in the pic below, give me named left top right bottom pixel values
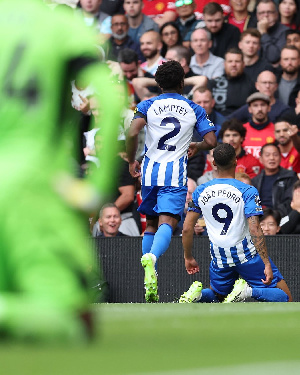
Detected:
left=252, top=288, right=289, bottom=302
left=199, top=288, right=219, bottom=303
left=142, top=232, right=155, bottom=255
left=150, top=223, right=173, bottom=259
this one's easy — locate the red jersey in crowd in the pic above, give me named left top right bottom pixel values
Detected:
left=280, top=146, right=300, bottom=173
left=203, top=148, right=262, bottom=178
left=227, top=13, right=248, bottom=32
left=235, top=148, right=262, bottom=178
left=142, top=0, right=176, bottom=19
left=243, top=121, right=275, bottom=159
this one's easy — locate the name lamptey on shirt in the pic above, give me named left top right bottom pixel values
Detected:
left=133, top=92, right=216, bottom=187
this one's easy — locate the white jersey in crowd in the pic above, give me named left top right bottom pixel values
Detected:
left=134, top=92, right=216, bottom=187
left=189, top=178, right=263, bottom=268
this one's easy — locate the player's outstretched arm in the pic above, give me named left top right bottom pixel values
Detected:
left=182, top=211, right=200, bottom=274
left=188, top=131, right=217, bottom=157
left=248, top=215, right=273, bottom=285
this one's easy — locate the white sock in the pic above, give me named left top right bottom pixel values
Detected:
left=244, top=284, right=253, bottom=298
left=149, top=253, right=157, bottom=265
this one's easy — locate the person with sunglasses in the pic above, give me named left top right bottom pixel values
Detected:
left=174, top=0, right=203, bottom=49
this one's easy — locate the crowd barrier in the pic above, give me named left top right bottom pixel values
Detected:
left=92, top=235, right=300, bottom=303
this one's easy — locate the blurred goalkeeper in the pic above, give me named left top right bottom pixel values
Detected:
left=0, top=0, right=122, bottom=343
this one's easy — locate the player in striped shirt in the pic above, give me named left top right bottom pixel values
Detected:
left=180, top=143, right=292, bottom=303
left=126, top=60, right=217, bottom=302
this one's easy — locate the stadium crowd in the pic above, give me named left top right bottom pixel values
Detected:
left=51, top=0, right=300, bottom=236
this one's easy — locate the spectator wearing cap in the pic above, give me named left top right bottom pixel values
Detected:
left=242, top=92, right=275, bottom=158
left=174, top=0, right=203, bottom=49
left=227, top=70, right=290, bottom=124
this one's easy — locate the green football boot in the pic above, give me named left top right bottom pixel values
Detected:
left=179, top=281, right=203, bottom=303
left=141, top=253, right=159, bottom=303
left=223, top=278, right=250, bottom=303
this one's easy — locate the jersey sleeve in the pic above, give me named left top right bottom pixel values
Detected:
left=243, top=186, right=263, bottom=218
left=133, top=100, right=151, bottom=121
left=187, top=189, right=203, bottom=215
left=191, top=103, right=216, bottom=138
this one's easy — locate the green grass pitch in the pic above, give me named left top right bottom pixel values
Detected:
left=1, top=303, right=300, bottom=375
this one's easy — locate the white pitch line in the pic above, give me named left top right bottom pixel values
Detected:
left=128, top=360, right=300, bottom=375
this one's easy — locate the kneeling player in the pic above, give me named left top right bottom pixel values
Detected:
left=179, top=143, right=292, bottom=303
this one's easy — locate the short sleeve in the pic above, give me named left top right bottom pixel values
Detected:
left=187, top=189, right=202, bottom=215
left=243, top=186, right=263, bottom=218
left=192, top=104, right=216, bottom=138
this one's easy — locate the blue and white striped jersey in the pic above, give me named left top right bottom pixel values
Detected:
left=189, top=178, right=263, bottom=268
left=134, top=93, right=215, bottom=187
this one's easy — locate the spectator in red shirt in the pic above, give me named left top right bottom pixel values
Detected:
left=220, top=118, right=263, bottom=178
left=226, top=0, right=256, bottom=32
left=142, top=0, right=177, bottom=27
left=274, top=118, right=300, bottom=174
left=243, top=92, right=275, bottom=158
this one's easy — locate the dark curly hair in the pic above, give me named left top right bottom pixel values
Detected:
left=213, top=143, right=236, bottom=170
left=155, top=60, right=185, bottom=91
left=219, top=118, right=247, bottom=140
